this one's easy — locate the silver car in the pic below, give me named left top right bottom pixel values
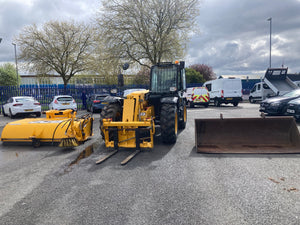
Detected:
left=2, top=96, right=41, bottom=118
left=49, top=95, right=77, bottom=111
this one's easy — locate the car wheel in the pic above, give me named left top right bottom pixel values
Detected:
left=36, top=112, right=41, bottom=117
left=9, top=109, right=15, bottom=119
left=214, top=99, right=220, bottom=107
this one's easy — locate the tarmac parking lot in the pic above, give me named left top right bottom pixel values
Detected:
left=0, top=103, right=299, bottom=225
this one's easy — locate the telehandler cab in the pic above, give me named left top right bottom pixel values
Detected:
left=98, top=61, right=187, bottom=165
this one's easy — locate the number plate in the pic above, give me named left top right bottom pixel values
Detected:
left=287, top=109, right=295, bottom=114
left=62, top=103, right=70, bottom=105
left=25, top=109, right=33, bottom=112
left=226, top=98, right=233, bottom=100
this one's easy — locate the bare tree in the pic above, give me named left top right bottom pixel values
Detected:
left=133, top=66, right=150, bottom=85
left=96, top=0, right=200, bottom=68
left=88, top=37, right=122, bottom=85
left=16, top=20, right=95, bottom=90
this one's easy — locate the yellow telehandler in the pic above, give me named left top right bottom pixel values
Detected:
left=97, top=61, right=187, bottom=165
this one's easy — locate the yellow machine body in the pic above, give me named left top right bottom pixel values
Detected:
left=195, top=117, right=300, bottom=153
left=1, top=110, right=93, bottom=147
left=101, top=90, right=155, bottom=149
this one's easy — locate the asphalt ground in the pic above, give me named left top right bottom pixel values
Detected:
left=0, top=103, right=299, bottom=225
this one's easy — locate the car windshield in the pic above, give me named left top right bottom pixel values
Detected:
left=283, top=89, right=300, bottom=97
left=57, top=97, right=73, bottom=102
left=15, top=97, right=34, bottom=102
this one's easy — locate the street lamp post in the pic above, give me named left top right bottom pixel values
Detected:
left=12, top=43, right=19, bottom=85
left=267, top=17, right=272, bottom=68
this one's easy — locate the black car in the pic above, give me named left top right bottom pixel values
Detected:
left=286, top=98, right=300, bottom=121
left=260, top=89, right=300, bottom=115
left=86, top=94, right=110, bottom=113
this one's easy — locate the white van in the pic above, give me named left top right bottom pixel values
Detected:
left=249, top=82, right=275, bottom=103
left=203, top=78, right=242, bottom=106
left=184, top=87, right=210, bottom=108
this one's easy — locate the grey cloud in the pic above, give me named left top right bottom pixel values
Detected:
left=188, top=0, right=300, bottom=75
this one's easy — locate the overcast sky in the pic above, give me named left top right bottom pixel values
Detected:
left=1, top=0, right=300, bottom=77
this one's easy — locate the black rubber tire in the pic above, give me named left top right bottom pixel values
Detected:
left=204, top=103, right=209, bottom=108
left=178, top=105, right=187, bottom=130
left=9, top=109, right=15, bottom=119
left=214, top=99, right=220, bottom=107
left=233, top=102, right=239, bottom=107
left=160, top=104, right=178, bottom=144
left=100, top=103, right=122, bottom=140
left=36, top=112, right=41, bottom=117
left=249, top=97, right=254, bottom=103
left=187, top=101, right=191, bottom=108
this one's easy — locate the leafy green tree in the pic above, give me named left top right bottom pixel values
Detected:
left=185, top=68, right=205, bottom=84
left=0, top=63, right=20, bottom=86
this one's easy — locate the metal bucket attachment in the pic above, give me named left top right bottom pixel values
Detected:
left=195, top=117, right=300, bottom=153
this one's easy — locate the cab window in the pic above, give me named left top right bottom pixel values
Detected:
left=205, top=84, right=212, bottom=91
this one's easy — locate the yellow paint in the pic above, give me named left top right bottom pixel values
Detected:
left=1, top=110, right=93, bottom=146
left=102, top=90, right=155, bottom=149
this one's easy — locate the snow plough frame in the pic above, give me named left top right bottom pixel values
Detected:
left=1, top=109, right=93, bottom=148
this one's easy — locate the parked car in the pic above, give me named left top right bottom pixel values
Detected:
left=260, top=89, right=300, bottom=115
left=286, top=98, right=300, bottom=121
left=86, top=93, right=110, bottom=113
left=2, top=96, right=41, bottom=118
left=184, top=87, right=210, bottom=108
left=49, top=95, right=77, bottom=111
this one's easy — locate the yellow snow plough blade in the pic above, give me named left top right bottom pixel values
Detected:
left=195, top=117, right=300, bottom=153
left=1, top=110, right=93, bottom=147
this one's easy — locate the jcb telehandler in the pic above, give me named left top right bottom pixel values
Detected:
left=98, top=61, right=187, bottom=165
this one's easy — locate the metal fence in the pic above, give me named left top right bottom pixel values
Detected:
left=0, top=84, right=149, bottom=111
left=0, top=82, right=254, bottom=111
